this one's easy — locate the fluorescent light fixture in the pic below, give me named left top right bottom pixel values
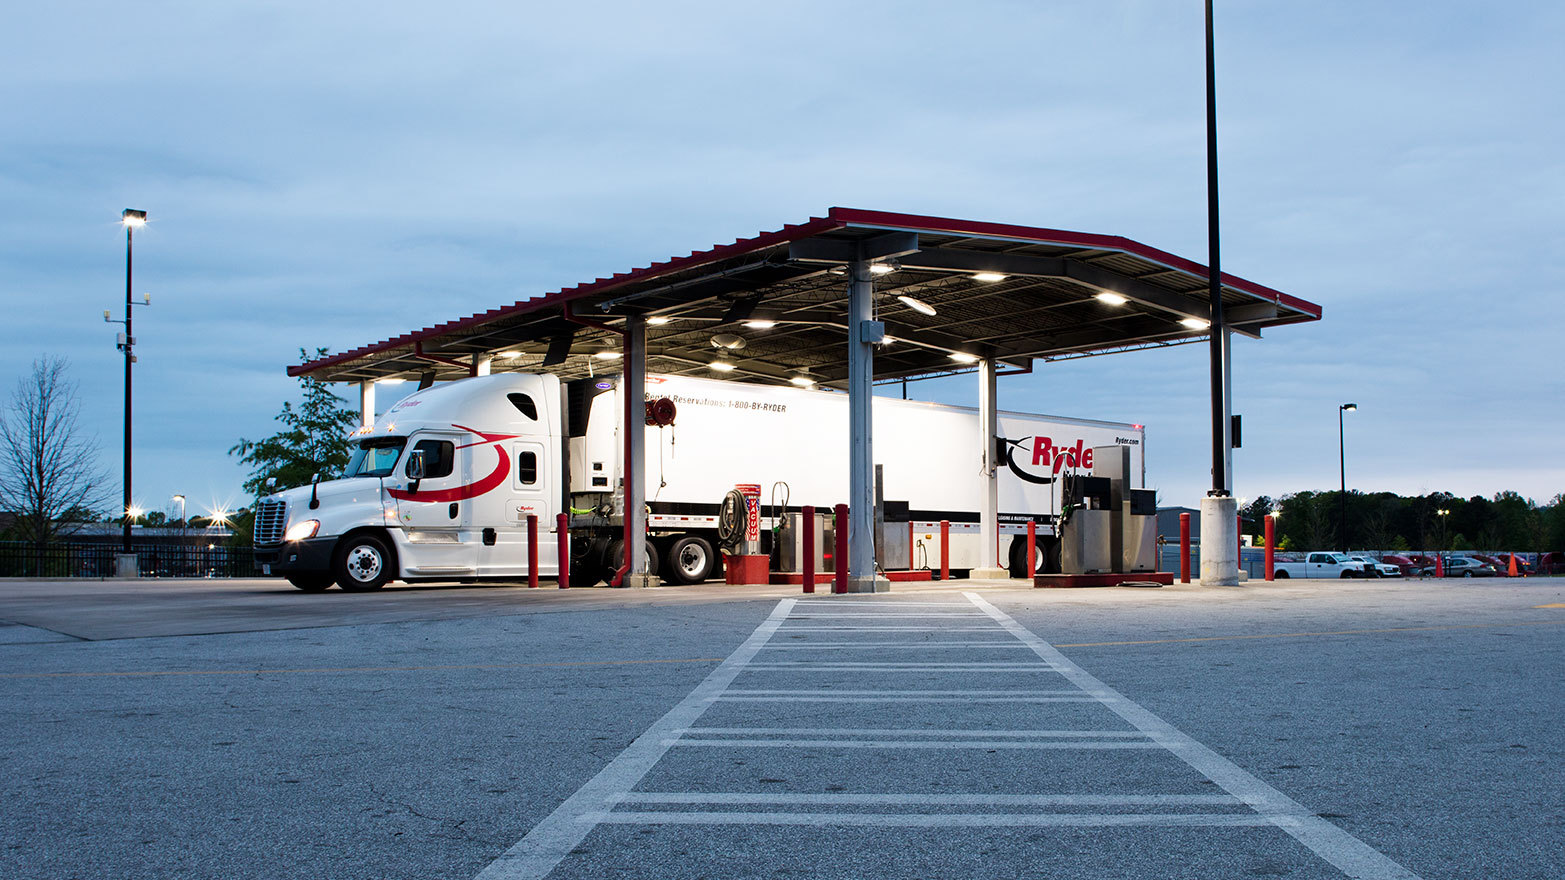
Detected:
left=949, top=352, right=979, bottom=364
left=377, top=377, right=407, bottom=385
left=789, top=374, right=816, bottom=387
left=1095, top=292, right=1128, bottom=306
left=743, top=319, right=777, bottom=330
left=710, top=333, right=747, bottom=350
left=495, top=350, right=523, bottom=359
left=709, top=361, right=736, bottom=372
left=869, top=263, right=895, bottom=275
left=1180, top=317, right=1211, bottom=330
left=881, top=335, right=896, bottom=346
left=973, top=272, right=1007, bottom=283
left=897, top=295, right=937, bottom=316
left=647, top=316, right=672, bottom=325
left=593, top=350, right=622, bottom=360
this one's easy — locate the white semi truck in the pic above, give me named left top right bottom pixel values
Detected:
left=253, top=373, right=1147, bottom=590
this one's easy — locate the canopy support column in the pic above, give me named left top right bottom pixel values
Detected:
left=622, top=314, right=657, bottom=587
left=847, top=250, right=889, bottom=593
left=358, top=380, right=375, bottom=428
left=972, top=357, right=1008, bottom=579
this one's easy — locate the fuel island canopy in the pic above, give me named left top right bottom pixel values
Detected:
left=291, top=207, right=1320, bottom=387
left=291, top=207, right=1320, bottom=592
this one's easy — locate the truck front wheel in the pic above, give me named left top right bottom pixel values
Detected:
left=1273, top=569, right=1290, bottom=579
left=335, top=533, right=394, bottom=592
left=664, top=535, right=715, bottom=585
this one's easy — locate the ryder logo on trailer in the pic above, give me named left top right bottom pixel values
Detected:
left=1000, top=436, right=1096, bottom=484
left=387, top=424, right=521, bottom=503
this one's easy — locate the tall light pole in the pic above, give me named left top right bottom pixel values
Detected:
left=115, top=209, right=148, bottom=556
left=1204, top=0, right=1231, bottom=497
left=1339, top=403, right=1356, bottom=552
left=1436, top=507, right=1451, bottom=551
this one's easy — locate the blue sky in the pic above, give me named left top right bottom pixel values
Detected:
left=2, top=0, right=1561, bottom=521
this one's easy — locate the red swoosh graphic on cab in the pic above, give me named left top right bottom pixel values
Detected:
left=452, top=424, right=521, bottom=449
left=388, top=445, right=510, bottom=503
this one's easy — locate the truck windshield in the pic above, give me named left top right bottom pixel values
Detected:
left=344, top=437, right=407, bottom=478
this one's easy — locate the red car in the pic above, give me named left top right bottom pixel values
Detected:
left=1380, top=554, right=1419, bottom=576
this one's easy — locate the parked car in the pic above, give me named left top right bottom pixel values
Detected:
left=1348, top=555, right=1401, bottom=578
left=1536, top=552, right=1565, bottom=575
left=1272, top=552, right=1374, bottom=579
left=1416, top=556, right=1500, bottom=578
left=1380, top=554, right=1419, bottom=576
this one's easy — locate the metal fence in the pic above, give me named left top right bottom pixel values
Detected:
left=0, top=541, right=257, bottom=579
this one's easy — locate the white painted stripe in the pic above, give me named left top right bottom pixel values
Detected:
left=745, top=661, right=1055, bottom=667
left=717, top=695, right=1099, bottom=703
left=786, top=613, right=991, bottom=618
left=472, top=599, right=797, bottom=880
left=620, top=792, right=1239, bottom=806
left=682, top=727, right=1144, bottom=737
left=760, top=642, right=1031, bottom=649
left=665, top=738, right=1163, bottom=750
left=723, top=689, right=1081, bottom=696
left=963, top=592, right=1423, bottom=880
left=776, top=626, right=1007, bottom=631
left=741, top=666, right=1061, bottom=674
left=792, top=601, right=975, bottom=607
left=589, top=811, right=1276, bottom=828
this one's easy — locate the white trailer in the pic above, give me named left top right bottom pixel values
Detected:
left=253, top=373, right=1146, bottom=590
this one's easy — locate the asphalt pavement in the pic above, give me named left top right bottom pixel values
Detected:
left=2, top=575, right=1561, bottom=879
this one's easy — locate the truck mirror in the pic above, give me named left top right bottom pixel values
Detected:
left=406, top=449, right=426, bottom=481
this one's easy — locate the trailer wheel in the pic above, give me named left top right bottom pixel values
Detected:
left=664, top=535, right=715, bottom=585
left=335, top=533, right=393, bottom=591
left=287, top=573, right=333, bottom=592
left=1006, top=538, right=1043, bottom=578
left=1273, top=570, right=1290, bottom=579
left=605, top=538, right=662, bottom=585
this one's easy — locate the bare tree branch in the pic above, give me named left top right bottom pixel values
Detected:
left=0, top=356, right=111, bottom=547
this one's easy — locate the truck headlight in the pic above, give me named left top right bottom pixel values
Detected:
left=284, top=520, right=320, bottom=542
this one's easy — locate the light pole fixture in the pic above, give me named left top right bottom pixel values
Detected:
left=1204, top=0, right=1231, bottom=497
left=1436, top=507, right=1451, bottom=551
left=114, top=208, right=150, bottom=557
left=173, top=494, right=186, bottom=543
left=1339, top=403, right=1357, bottom=552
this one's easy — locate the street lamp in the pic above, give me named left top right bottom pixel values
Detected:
left=1436, top=507, right=1451, bottom=551
left=111, top=208, right=150, bottom=557
left=173, top=494, right=186, bottom=542
left=1339, top=403, right=1356, bottom=552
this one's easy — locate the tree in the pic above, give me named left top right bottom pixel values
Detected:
left=229, top=349, right=360, bottom=496
left=0, top=357, right=111, bottom=552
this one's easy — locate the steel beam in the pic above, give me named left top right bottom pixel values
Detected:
left=846, top=250, right=887, bottom=592
left=358, top=380, right=375, bottom=428
left=974, top=358, right=1004, bottom=577
left=788, top=232, right=920, bottom=265
left=623, top=314, right=654, bottom=586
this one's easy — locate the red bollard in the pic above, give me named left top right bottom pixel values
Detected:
left=1026, top=520, right=1037, bottom=578
left=527, top=515, right=539, bottom=588
left=833, top=504, right=849, bottom=595
left=1264, top=515, right=1275, bottom=581
left=556, top=512, right=570, bottom=588
left=1179, top=512, right=1191, bottom=583
left=940, top=520, right=950, bottom=582
left=802, top=504, right=816, bottom=594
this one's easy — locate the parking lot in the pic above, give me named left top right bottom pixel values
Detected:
left=3, top=575, right=1562, bottom=879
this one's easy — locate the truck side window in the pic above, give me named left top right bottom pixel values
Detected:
left=518, top=450, right=537, bottom=485
left=409, top=439, right=454, bottom=479
left=508, top=393, right=538, bottom=420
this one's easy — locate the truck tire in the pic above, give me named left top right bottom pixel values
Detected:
left=1273, top=569, right=1290, bottom=579
left=334, top=533, right=394, bottom=591
left=605, top=539, right=662, bottom=585
left=664, top=535, right=715, bottom=585
left=287, top=573, right=333, bottom=592
left=1462, top=570, right=1474, bottom=578
left=1339, top=570, right=1354, bottom=579
left=1006, top=537, right=1042, bottom=578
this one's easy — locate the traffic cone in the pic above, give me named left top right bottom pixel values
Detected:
left=1508, top=554, right=1519, bottom=577
left=1434, top=556, right=1444, bottom=577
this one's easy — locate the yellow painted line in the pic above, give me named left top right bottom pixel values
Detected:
left=0, top=657, right=723, bottom=680
left=1055, top=618, right=1565, bottom=648
left=1534, top=603, right=1565, bottom=608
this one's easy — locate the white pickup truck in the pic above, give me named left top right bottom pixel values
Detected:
left=1272, top=552, right=1373, bottom=579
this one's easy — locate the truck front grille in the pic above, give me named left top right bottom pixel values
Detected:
left=255, top=499, right=287, bottom=546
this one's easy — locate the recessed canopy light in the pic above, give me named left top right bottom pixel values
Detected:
left=495, top=350, right=523, bottom=359
left=1180, top=317, right=1211, bottom=330
left=709, top=361, right=736, bottom=372
left=881, top=335, right=896, bottom=346
left=377, top=377, right=407, bottom=385
left=646, top=316, right=671, bottom=326
left=869, top=263, right=895, bottom=275
left=949, top=352, right=979, bottom=364
left=1096, top=292, right=1129, bottom=306
left=897, top=295, right=937, bottom=316
left=973, top=272, right=1007, bottom=283
left=743, top=319, right=777, bottom=330
left=789, top=374, right=816, bottom=387
left=593, top=350, right=622, bottom=360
